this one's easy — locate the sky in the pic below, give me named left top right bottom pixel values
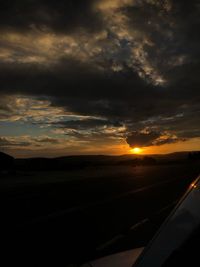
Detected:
left=0, top=0, right=200, bottom=157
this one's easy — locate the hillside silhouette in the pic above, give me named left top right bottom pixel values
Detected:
left=0, top=152, right=14, bottom=172
left=1, top=151, right=200, bottom=172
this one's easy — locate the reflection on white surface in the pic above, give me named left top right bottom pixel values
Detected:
left=82, top=248, right=143, bottom=267
left=134, top=176, right=200, bottom=267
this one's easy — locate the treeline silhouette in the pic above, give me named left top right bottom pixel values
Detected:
left=1, top=151, right=200, bottom=173
left=0, top=152, right=158, bottom=172
left=15, top=155, right=157, bottom=171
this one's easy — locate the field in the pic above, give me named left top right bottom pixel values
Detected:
left=1, top=160, right=200, bottom=266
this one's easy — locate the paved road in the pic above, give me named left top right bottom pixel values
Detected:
left=1, top=164, right=200, bottom=266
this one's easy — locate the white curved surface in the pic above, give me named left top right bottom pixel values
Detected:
left=81, top=248, right=144, bottom=267
left=134, top=176, right=200, bottom=267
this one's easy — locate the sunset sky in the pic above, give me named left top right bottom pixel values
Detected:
left=0, top=0, right=200, bottom=157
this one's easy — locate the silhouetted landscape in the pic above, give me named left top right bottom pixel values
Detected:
left=2, top=151, right=200, bottom=173
left=1, top=1, right=200, bottom=266
left=1, top=151, right=200, bottom=266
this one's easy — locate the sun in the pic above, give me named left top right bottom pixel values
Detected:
left=130, top=147, right=142, bottom=154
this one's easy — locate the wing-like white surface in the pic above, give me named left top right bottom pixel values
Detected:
left=81, top=248, right=143, bottom=267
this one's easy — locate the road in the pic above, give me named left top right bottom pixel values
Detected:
left=1, top=163, right=200, bottom=266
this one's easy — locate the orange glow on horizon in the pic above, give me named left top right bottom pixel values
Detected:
left=130, top=147, right=143, bottom=154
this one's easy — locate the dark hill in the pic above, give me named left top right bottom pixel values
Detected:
left=0, top=152, right=15, bottom=171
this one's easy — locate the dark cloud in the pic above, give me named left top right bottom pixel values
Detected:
left=125, top=0, right=200, bottom=83
left=0, top=54, right=200, bottom=147
left=126, top=130, right=186, bottom=148
left=0, top=56, right=198, bottom=123
left=0, top=59, right=158, bottom=120
left=0, top=0, right=102, bottom=33
left=32, top=137, right=59, bottom=144
left=154, top=136, right=185, bottom=146
left=0, top=136, right=61, bottom=149
left=153, top=108, right=200, bottom=140
left=54, top=118, right=122, bottom=130
left=126, top=131, right=160, bottom=147
left=0, top=0, right=200, bottom=152
left=0, top=137, right=30, bottom=147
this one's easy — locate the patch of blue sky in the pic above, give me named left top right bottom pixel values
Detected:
left=0, top=121, right=50, bottom=137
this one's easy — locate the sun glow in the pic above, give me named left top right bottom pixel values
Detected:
left=130, top=147, right=142, bottom=154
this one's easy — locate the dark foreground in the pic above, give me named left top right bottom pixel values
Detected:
left=1, top=162, right=200, bottom=266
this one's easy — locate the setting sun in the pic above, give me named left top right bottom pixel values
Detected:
left=130, top=147, right=143, bottom=154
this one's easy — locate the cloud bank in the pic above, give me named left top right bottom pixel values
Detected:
left=0, top=0, right=200, bottom=155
